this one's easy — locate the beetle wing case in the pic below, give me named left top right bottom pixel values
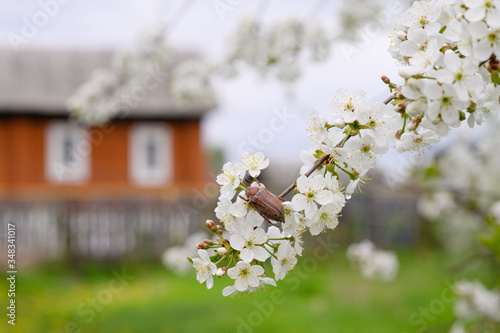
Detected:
left=249, top=188, right=285, bottom=223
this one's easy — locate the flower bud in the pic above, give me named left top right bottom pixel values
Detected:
left=217, top=247, right=228, bottom=256
left=407, top=116, right=421, bottom=131
left=381, top=75, right=391, bottom=84
left=391, top=90, right=404, bottom=99
left=216, top=267, right=227, bottom=277
left=197, top=242, right=208, bottom=249
left=395, top=102, right=408, bottom=113
left=395, top=130, right=403, bottom=140
left=334, top=119, right=346, bottom=128
left=206, top=220, right=216, bottom=231
left=441, top=43, right=453, bottom=52
left=396, top=31, right=407, bottom=41
left=216, top=225, right=223, bottom=233
left=204, top=239, right=215, bottom=245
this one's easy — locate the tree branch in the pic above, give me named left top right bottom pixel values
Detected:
left=279, top=153, right=330, bottom=198
left=278, top=136, right=348, bottom=198
left=383, top=96, right=394, bottom=105
left=278, top=95, right=395, bottom=199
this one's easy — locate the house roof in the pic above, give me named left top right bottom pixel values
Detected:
left=0, top=48, right=215, bottom=120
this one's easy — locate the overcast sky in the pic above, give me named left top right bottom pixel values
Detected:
left=0, top=0, right=472, bottom=180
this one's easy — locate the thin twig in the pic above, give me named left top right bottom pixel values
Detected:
left=278, top=137, right=347, bottom=198
left=278, top=94, right=395, bottom=199
left=383, top=96, right=394, bottom=105
left=278, top=153, right=330, bottom=198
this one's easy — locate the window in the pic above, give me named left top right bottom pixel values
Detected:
left=129, top=123, right=172, bottom=186
left=45, top=121, right=90, bottom=183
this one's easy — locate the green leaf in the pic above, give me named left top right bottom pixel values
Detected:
left=491, top=70, right=500, bottom=86
left=314, top=149, right=325, bottom=160
left=459, top=110, right=466, bottom=121
left=326, top=163, right=337, bottom=174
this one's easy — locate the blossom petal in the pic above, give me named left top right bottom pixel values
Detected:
left=227, top=267, right=239, bottom=279
left=206, top=275, right=214, bottom=289
left=234, top=277, right=248, bottom=291
left=229, top=234, right=246, bottom=251
left=240, top=248, right=254, bottom=262
left=304, top=202, right=318, bottom=218
left=315, top=190, right=334, bottom=205
left=291, top=194, right=308, bottom=211
left=198, top=249, right=210, bottom=262
left=222, top=286, right=236, bottom=297
left=250, top=265, right=265, bottom=276
left=252, top=246, right=271, bottom=261
left=465, top=6, right=485, bottom=22
left=252, top=228, right=268, bottom=244
left=247, top=274, right=260, bottom=287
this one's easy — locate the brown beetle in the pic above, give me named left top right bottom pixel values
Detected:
left=240, top=186, right=285, bottom=224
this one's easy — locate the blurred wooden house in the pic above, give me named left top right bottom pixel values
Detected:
left=0, top=48, right=217, bottom=262
left=0, top=48, right=214, bottom=200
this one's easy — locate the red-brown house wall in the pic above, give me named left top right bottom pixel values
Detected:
left=0, top=117, right=208, bottom=200
left=0, top=116, right=46, bottom=186
left=172, top=119, right=206, bottom=183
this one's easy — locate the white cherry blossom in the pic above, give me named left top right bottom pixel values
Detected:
left=344, top=133, right=388, bottom=170
left=271, top=243, right=297, bottom=280
left=396, top=130, right=440, bottom=153
left=291, top=175, right=334, bottom=217
left=308, top=203, right=341, bottom=236
left=357, top=102, right=400, bottom=146
left=345, top=166, right=370, bottom=199
left=463, top=0, right=500, bottom=28
left=222, top=276, right=276, bottom=297
left=401, top=79, right=428, bottom=117
left=216, top=162, right=246, bottom=199
left=215, top=198, right=241, bottom=233
left=282, top=202, right=305, bottom=255
left=469, top=21, right=500, bottom=61
left=306, top=109, right=328, bottom=148
left=398, top=39, right=442, bottom=78
left=192, top=249, right=217, bottom=289
left=400, top=1, right=442, bottom=32
left=323, top=173, right=346, bottom=210
left=327, top=89, right=368, bottom=123
left=434, top=50, right=482, bottom=101
left=241, top=152, right=270, bottom=178
left=299, top=147, right=320, bottom=175
left=423, top=82, right=468, bottom=125
left=230, top=227, right=270, bottom=262
left=227, top=261, right=265, bottom=292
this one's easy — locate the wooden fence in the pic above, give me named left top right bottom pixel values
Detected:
left=0, top=185, right=421, bottom=265
left=0, top=199, right=215, bottom=263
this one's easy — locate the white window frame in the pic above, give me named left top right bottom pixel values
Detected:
left=45, top=121, right=91, bottom=184
left=129, top=123, right=173, bottom=186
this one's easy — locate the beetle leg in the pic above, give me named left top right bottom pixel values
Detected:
left=276, top=196, right=285, bottom=201
left=262, top=216, right=279, bottom=227
left=238, top=195, right=249, bottom=202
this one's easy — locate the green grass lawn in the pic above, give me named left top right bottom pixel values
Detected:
left=1, top=248, right=494, bottom=333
